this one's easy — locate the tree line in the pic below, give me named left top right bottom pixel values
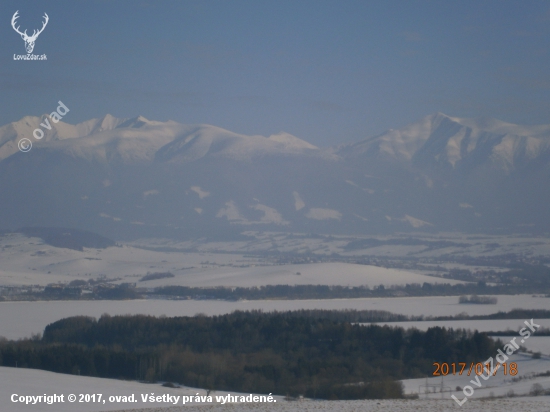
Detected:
left=6, top=275, right=550, bottom=302
left=151, top=281, right=550, bottom=300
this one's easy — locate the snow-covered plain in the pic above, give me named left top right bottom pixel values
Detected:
left=0, top=294, right=547, bottom=340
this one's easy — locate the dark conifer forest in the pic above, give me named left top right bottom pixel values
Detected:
left=0, top=311, right=499, bottom=399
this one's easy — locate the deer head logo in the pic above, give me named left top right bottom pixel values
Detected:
left=11, top=11, right=49, bottom=54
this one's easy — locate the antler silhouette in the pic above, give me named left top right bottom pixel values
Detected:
left=11, top=11, right=26, bottom=38
left=29, top=13, right=49, bottom=41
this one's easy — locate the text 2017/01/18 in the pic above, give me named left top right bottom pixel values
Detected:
left=433, top=362, right=518, bottom=376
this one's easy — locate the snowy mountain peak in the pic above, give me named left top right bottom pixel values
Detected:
left=267, top=132, right=319, bottom=150
left=155, top=125, right=325, bottom=163
left=0, top=114, right=328, bottom=165
left=74, top=114, right=129, bottom=137
left=338, top=113, right=550, bottom=171
left=116, top=115, right=151, bottom=129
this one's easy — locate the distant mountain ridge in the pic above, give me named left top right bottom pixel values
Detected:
left=3, top=112, right=550, bottom=171
left=337, top=112, right=550, bottom=173
left=0, top=115, right=326, bottom=164
left=1, top=112, right=549, bottom=238
left=0, top=114, right=130, bottom=161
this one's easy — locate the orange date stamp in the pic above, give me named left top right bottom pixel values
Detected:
left=433, top=362, right=518, bottom=376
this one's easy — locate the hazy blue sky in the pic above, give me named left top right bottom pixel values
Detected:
left=2, top=0, right=550, bottom=146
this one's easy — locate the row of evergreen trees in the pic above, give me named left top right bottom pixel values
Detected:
left=151, top=280, right=550, bottom=300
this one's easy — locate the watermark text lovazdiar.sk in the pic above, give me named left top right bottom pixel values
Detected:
left=452, top=318, right=540, bottom=406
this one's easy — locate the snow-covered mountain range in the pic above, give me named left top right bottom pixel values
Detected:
left=338, top=112, right=550, bottom=172
left=0, top=114, right=325, bottom=164
left=1, top=112, right=549, bottom=239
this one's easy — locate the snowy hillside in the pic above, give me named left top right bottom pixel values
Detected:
left=3, top=366, right=549, bottom=412
left=0, top=366, right=284, bottom=412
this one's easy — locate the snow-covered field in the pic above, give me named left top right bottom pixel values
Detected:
left=115, top=398, right=550, bottom=412
left=5, top=231, right=550, bottom=290
left=375, top=319, right=550, bottom=334
left=0, top=234, right=462, bottom=288
left=134, top=262, right=464, bottom=288
left=0, top=234, right=257, bottom=287
left=0, top=366, right=284, bottom=412
left=1, top=295, right=547, bottom=340
left=517, top=336, right=550, bottom=356
left=402, top=353, right=550, bottom=400
left=130, top=231, right=550, bottom=260
left=3, top=232, right=550, bottom=410
left=2, top=365, right=550, bottom=412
